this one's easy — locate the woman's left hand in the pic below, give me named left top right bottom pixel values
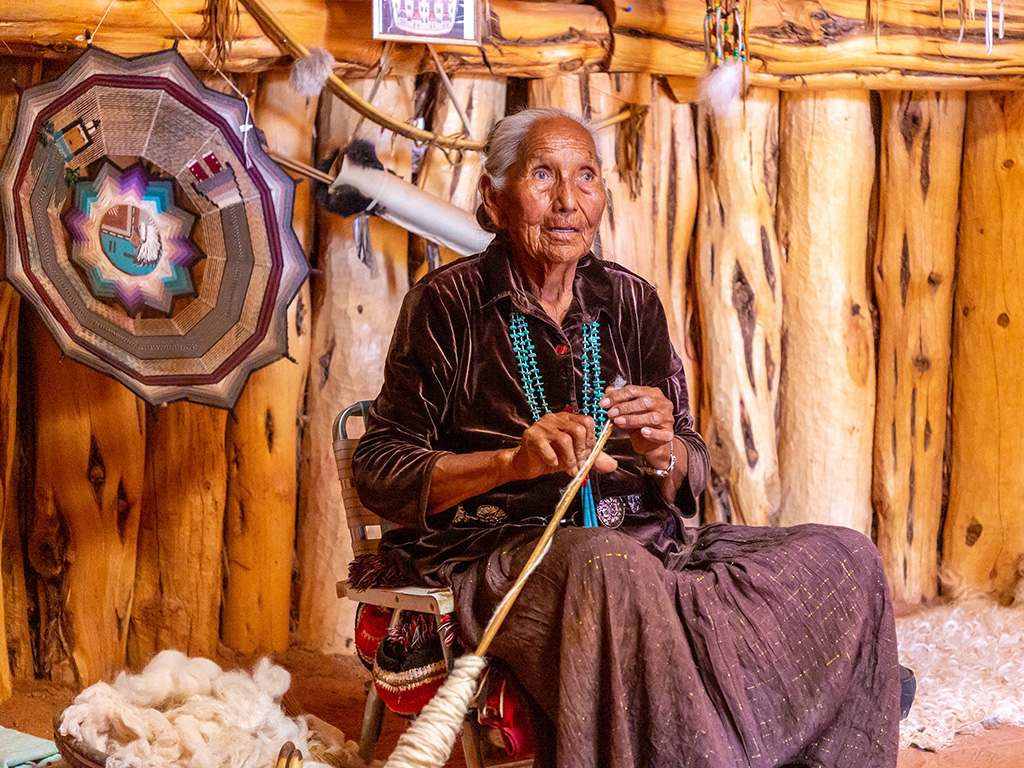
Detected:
left=599, top=384, right=675, bottom=458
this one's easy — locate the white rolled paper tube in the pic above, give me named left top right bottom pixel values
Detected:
left=332, top=159, right=494, bottom=257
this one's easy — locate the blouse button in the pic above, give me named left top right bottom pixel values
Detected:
left=555, top=344, right=569, bottom=355
left=563, top=405, right=574, bottom=413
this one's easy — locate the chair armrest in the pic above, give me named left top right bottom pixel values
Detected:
left=337, top=581, right=455, bottom=616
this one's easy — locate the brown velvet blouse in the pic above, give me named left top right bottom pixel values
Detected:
left=352, top=236, right=710, bottom=561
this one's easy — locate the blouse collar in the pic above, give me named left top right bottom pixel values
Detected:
left=479, top=235, right=614, bottom=325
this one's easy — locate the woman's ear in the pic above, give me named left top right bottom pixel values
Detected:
left=479, top=176, right=507, bottom=232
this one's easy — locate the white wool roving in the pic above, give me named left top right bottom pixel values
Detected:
left=698, top=60, right=744, bottom=116
left=897, top=598, right=1024, bottom=751
left=60, top=651, right=310, bottom=768
left=289, top=47, right=336, bottom=97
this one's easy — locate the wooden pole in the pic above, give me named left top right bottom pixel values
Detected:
left=694, top=89, right=783, bottom=528
left=873, top=91, right=964, bottom=604
left=944, top=92, right=1024, bottom=602
left=27, top=315, right=145, bottom=687
left=295, top=77, right=414, bottom=653
left=128, top=402, right=227, bottom=668
left=776, top=91, right=875, bottom=535
left=222, top=71, right=313, bottom=654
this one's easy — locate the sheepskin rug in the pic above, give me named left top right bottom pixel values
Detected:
left=59, top=650, right=372, bottom=768
left=897, top=598, right=1024, bottom=751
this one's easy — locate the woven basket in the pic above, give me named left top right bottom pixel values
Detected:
left=52, top=705, right=111, bottom=768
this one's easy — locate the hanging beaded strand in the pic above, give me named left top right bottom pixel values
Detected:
left=509, top=310, right=606, bottom=527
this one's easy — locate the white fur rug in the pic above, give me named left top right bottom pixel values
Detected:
left=897, top=598, right=1024, bottom=750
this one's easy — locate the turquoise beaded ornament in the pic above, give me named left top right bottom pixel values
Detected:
left=509, top=310, right=606, bottom=527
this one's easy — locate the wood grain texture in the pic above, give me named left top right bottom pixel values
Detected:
left=873, top=91, right=964, bottom=604
left=222, top=71, right=313, bottom=654
left=776, top=90, right=875, bottom=535
left=694, top=89, right=782, bottom=528
left=129, top=402, right=227, bottom=668
left=944, top=92, right=1024, bottom=602
left=295, top=78, right=414, bottom=653
left=27, top=315, right=145, bottom=687
left=0, top=0, right=609, bottom=77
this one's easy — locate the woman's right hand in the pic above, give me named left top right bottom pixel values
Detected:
left=508, top=412, right=618, bottom=480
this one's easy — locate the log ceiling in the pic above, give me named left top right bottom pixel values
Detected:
left=2, top=0, right=1024, bottom=87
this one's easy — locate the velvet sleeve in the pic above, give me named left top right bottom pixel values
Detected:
left=636, top=284, right=710, bottom=518
left=352, top=280, right=460, bottom=530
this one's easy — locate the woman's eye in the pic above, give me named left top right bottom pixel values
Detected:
left=582, top=172, right=595, bottom=182
left=534, top=169, right=549, bottom=180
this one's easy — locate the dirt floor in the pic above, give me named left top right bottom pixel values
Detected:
left=2, top=648, right=1022, bottom=768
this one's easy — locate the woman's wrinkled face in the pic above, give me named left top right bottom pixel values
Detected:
left=483, top=117, right=606, bottom=271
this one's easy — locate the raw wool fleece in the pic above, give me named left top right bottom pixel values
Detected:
left=60, top=651, right=311, bottom=768
left=897, top=597, right=1024, bottom=750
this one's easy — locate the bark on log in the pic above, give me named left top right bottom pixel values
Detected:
left=412, top=75, right=507, bottom=282
left=694, top=89, right=782, bottom=528
left=295, top=78, right=414, bottom=653
left=776, top=91, right=875, bottom=534
left=27, top=315, right=146, bottom=687
left=222, top=72, right=313, bottom=654
left=873, top=91, right=964, bottom=604
left=944, top=92, right=1024, bottom=603
left=0, top=0, right=609, bottom=77
left=128, top=403, right=227, bottom=669
left=0, top=285, right=16, bottom=698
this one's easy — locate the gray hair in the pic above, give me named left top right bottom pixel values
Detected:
left=483, top=108, right=602, bottom=192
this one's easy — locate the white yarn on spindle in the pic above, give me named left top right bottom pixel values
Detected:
left=383, top=655, right=488, bottom=768
left=289, top=47, right=336, bottom=97
left=698, top=59, right=744, bottom=116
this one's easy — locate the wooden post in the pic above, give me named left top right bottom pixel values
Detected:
left=944, top=92, right=1024, bottom=602
left=873, top=92, right=964, bottom=604
left=222, top=71, right=314, bottom=654
left=694, top=89, right=783, bottom=528
left=295, top=78, right=415, bottom=653
left=128, top=403, right=227, bottom=668
left=651, top=90, right=700, bottom=406
left=776, top=91, right=875, bottom=535
left=412, top=74, right=506, bottom=281
left=27, top=315, right=145, bottom=687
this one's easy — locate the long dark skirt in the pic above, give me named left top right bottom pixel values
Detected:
left=447, top=523, right=900, bottom=768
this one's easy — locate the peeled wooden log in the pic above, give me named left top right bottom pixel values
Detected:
left=27, top=315, right=145, bottom=687
left=651, top=92, right=699, bottom=398
left=944, top=92, right=1024, bottom=602
left=694, top=89, right=782, bottom=528
left=873, top=92, right=964, bottom=604
left=776, top=91, right=875, bottom=535
left=222, top=72, right=313, bottom=654
left=295, top=78, right=414, bottom=653
left=0, top=0, right=609, bottom=77
left=617, top=0, right=1024, bottom=88
left=128, top=403, right=227, bottom=668
left=1, top=59, right=44, bottom=685
left=412, top=74, right=507, bottom=281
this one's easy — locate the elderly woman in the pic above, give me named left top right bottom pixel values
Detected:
left=353, top=108, right=900, bottom=767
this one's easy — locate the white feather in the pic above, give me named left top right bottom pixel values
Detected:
left=289, top=47, right=336, bottom=97
left=698, top=60, right=744, bottom=116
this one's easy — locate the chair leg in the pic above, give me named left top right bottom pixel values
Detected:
left=460, top=716, right=487, bottom=768
left=359, top=683, right=387, bottom=764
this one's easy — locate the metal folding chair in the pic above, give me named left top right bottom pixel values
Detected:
left=333, top=402, right=531, bottom=767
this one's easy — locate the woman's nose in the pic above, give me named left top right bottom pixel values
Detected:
left=553, top=179, right=578, bottom=211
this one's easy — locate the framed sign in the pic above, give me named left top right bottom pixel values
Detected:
left=373, top=0, right=482, bottom=46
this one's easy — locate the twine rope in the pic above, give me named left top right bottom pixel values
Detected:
left=149, top=0, right=254, bottom=166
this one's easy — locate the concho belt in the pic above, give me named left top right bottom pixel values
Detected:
left=595, top=493, right=642, bottom=529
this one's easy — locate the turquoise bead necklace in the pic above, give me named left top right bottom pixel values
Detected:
left=509, top=309, right=606, bottom=527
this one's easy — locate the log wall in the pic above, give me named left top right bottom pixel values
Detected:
left=4, top=44, right=1024, bottom=694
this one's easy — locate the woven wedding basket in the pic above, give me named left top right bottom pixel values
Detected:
left=53, top=704, right=112, bottom=768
